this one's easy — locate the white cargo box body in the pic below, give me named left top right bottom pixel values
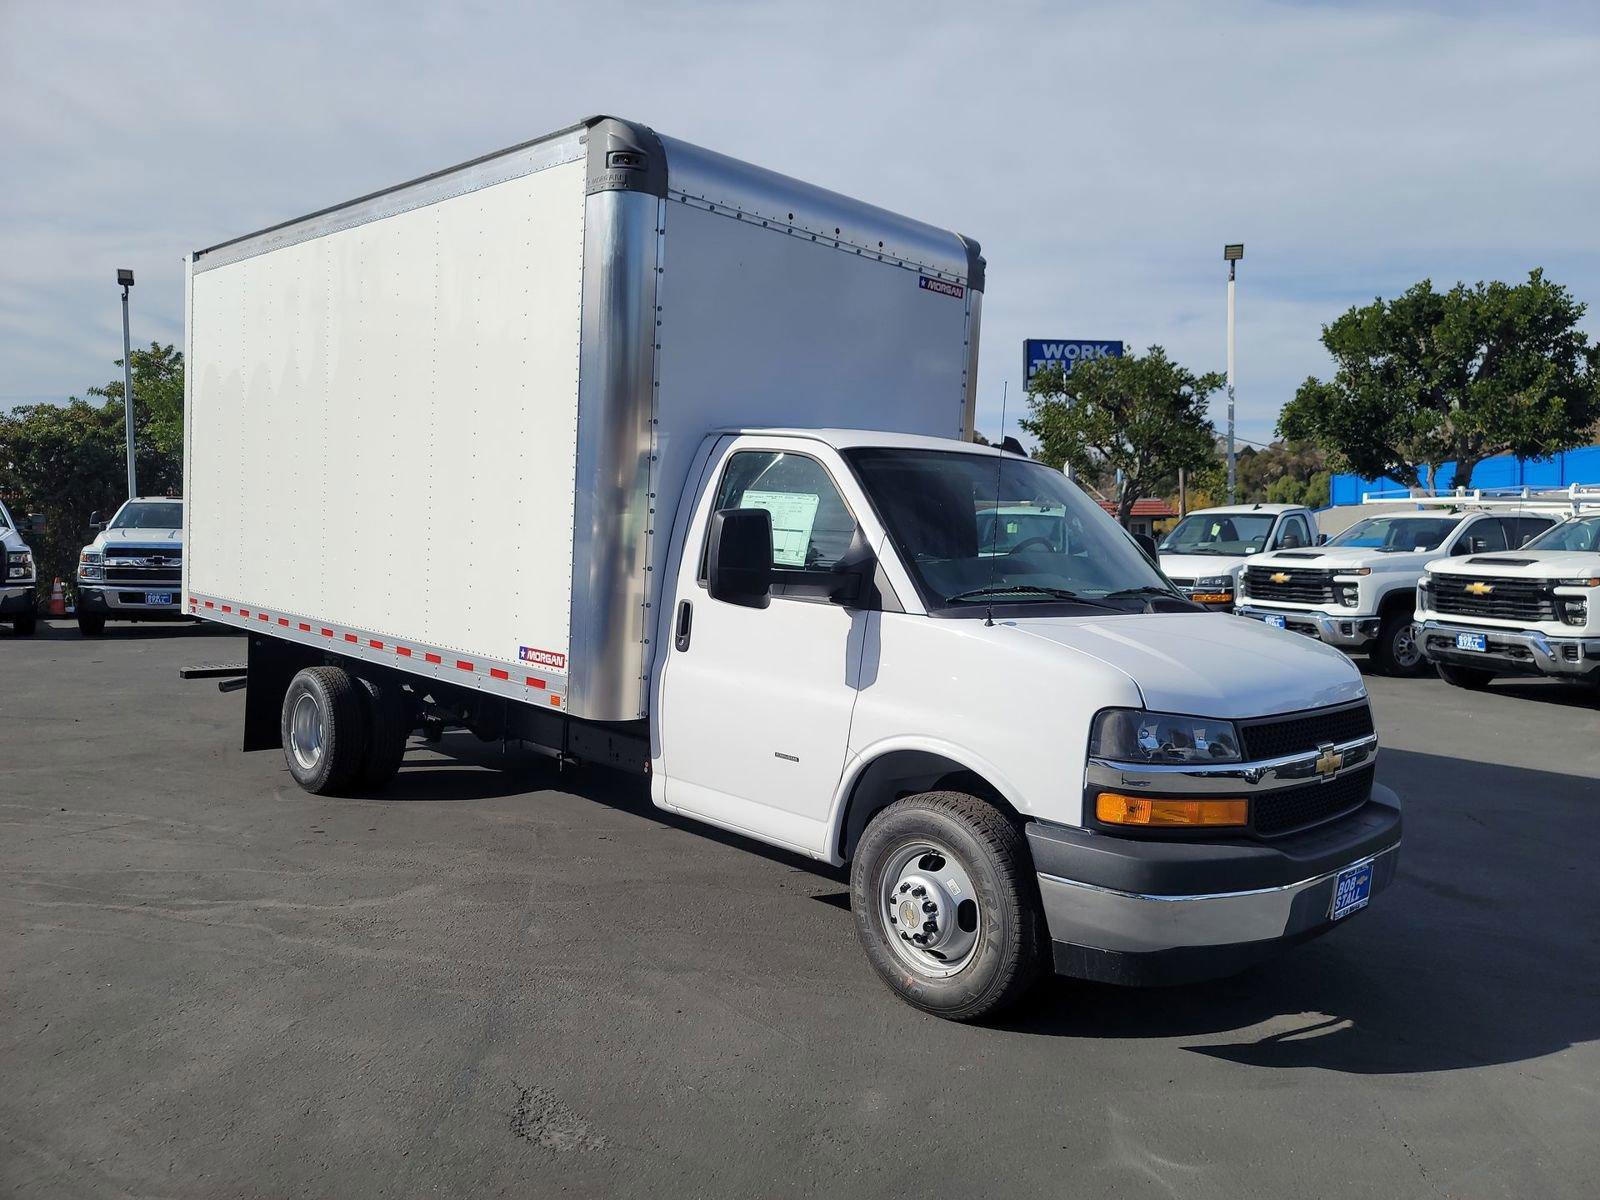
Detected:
left=184, top=116, right=984, bottom=722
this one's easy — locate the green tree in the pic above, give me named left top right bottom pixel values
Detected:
left=1022, top=346, right=1222, bottom=524
left=1279, top=270, right=1600, bottom=490
left=0, top=343, right=184, bottom=589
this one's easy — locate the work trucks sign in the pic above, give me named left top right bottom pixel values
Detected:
left=1024, top=339, right=1124, bottom=384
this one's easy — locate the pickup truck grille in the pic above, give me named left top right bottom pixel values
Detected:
left=1432, top=576, right=1554, bottom=623
left=1243, top=566, right=1335, bottom=605
left=103, top=546, right=182, bottom=585
left=1253, top=765, right=1375, bottom=837
left=1239, top=701, right=1374, bottom=761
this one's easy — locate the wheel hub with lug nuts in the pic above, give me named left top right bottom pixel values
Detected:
left=879, top=842, right=982, bottom=978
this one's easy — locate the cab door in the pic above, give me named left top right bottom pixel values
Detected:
left=657, top=439, right=873, bottom=857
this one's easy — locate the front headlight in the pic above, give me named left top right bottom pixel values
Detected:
left=1556, top=577, right=1600, bottom=588
left=1090, top=709, right=1242, bottom=764
left=1195, top=576, right=1232, bottom=590
left=78, top=550, right=103, bottom=581
left=5, top=551, right=31, bottom=580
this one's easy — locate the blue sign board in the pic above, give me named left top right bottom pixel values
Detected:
left=1024, top=339, right=1124, bottom=383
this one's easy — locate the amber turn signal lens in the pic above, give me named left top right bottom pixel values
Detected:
left=1190, top=592, right=1233, bottom=604
left=1096, top=792, right=1248, bottom=828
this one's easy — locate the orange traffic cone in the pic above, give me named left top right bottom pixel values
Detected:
left=48, top=578, right=66, bottom=616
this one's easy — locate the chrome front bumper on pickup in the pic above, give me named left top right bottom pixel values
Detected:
left=1236, top=605, right=1380, bottom=647
left=1418, top=620, right=1600, bottom=678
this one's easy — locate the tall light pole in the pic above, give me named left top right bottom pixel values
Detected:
left=1223, top=244, right=1243, bottom=503
left=117, top=268, right=138, bottom=500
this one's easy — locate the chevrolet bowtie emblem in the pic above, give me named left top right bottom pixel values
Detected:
left=1465, top=581, right=1493, bottom=596
left=1270, top=572, right=1291, bottom=584
left=1314, top=743, right=1344, bottom=779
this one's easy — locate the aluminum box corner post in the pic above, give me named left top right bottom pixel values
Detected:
left=568, top=184, right=663, bottom=721
left=956, top=234, right=985, bottom=442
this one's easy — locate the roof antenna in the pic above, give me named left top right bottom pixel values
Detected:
left=984, top=380, right=1009, bottom=627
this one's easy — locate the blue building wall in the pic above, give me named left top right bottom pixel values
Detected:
left=1329, top=445, right=1600, bottom=506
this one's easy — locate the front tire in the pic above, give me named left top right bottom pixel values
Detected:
left=280, top=666, right=368, bottom=794
left=12, top=611, right=36, bottom=636
left=850, top=791, right=1044, bottom=1022
left=1436, top=662, right=1494, bottom=690
left=77, top=614, right=105, bottom=636
left=1373, top=611, right=1426, bottom=676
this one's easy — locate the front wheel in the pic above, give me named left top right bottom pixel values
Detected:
left=850, top=792, right=1045, bottom=1022
left=1373, top=612, right=1427, bottom=676
left=77, top=614, right=105, bottom=636
left=1436, top=662, right=1494, bottom=690
left=11, top=611, right=36, bottom=636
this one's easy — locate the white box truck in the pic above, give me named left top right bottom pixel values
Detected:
left=185, top=116, right=1401, bottom=1020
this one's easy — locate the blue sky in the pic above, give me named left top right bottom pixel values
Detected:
left=2, top=0, right=1597, bottom=449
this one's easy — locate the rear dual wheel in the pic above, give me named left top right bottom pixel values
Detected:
left=850, top=792, right=1045, bottom=1022
left=280, top=665, right=411, bottom=795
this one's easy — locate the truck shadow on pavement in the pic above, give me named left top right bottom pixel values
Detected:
left=353, top=736, right=1598, bottom=1075
left=999, top=747, right=1600, bottom=1074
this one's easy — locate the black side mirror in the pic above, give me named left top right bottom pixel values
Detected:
left=1132, top=531, right=1159, bottom=565
left=1316, top=532, right=1329, bottom=546
left=707, top=507, right=773, bottom=608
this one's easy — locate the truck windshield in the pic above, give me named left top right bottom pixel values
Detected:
left=1525, top=515, right=1600, bottom=553
left=1158, top=512, right=1275, bottom=556
left=843, top=447, right=1177, bottom=614
left=1328, top=515, right=1458, bottom=552
left=110, top=501, right=184, bottom=530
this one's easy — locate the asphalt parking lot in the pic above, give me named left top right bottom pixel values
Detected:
left=3, top=620, right=1597, bottom=1199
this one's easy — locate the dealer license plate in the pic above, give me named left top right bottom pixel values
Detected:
left=1262, top=614, right=1287, bottom=629
left=1455, top=632, right=1487, bottom=652
left=1330, top=859, right=1375, bottom=921
left=145, top=592, right=173, bottom=606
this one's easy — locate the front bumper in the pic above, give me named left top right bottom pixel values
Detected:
left=76, top=583, right=186, bottom=619
left=1418, top=619, right=1600, bottom=679
left=1026, top=784, right=1402, bottom=986
left=1236, top=604, right=1380, bottom=647
left=1, top=584, right=37, bottom=615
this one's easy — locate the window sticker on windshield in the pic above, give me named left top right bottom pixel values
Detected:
left=741, top=490, right=820, bottom=567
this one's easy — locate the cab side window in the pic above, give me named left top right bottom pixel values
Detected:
left=1507, top=516, right=1553, bottom=548
left=709, top=451, right=859, bottom=574
left=1461, top=519, right=1508, bottom=554
left=1276, top=514, right=1312, bottom=549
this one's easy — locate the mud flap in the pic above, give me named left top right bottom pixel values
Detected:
left=243, top=634, right=318, bottom=751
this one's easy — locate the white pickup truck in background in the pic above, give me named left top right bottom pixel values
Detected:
left=1237, top=504, right=1557, bottom=674
left=1417, top=502, right=1600, bottom=690
left=183, top=115, right=1403, bottom=1021
left=1157, top=503, right=1319, bottom=610
left=76, top=497, right=186, bottom=636
left=0, top=498, right=40, bottom=636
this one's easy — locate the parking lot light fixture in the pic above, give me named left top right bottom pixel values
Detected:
left=118, top=268, right=138, bottom=500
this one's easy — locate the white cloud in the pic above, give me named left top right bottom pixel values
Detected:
left=2, top=0, right=1597, bottom=446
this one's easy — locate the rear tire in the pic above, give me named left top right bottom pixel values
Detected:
left=351, top=674, right=411, bottom=792
left=280, top=666, right=368, bottom=795
left=850, top=791, right=1044, bottom=1022
left=12, top=611, right=36, bottom=636
left=77, top=614, right=105, bottom=636
left=1373, top=611, right=1426, bottom=676
left=1436, top=662, right=1494, bottom=690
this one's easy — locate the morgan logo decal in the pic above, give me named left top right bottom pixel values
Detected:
left=519, top=646, right=567, bottom=671
left=918, top=276, right=965, bottom=300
